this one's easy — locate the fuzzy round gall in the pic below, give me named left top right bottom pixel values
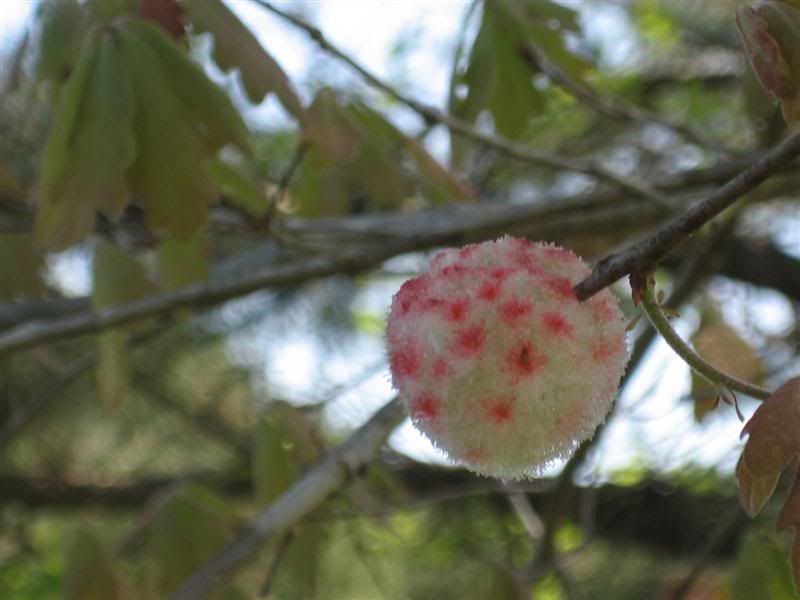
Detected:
left=386, top=236, right=629, bottom=479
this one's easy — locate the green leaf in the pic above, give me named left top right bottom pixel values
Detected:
left=36, top=29, right=137, bottom=249
left=485, top=4, right=545, bottom=139
left=92, top=240, right=158, bottom=309
left=63, top=527, right=123, bottom=600
left=122, top=19, right=252, bottom=154
left=96, top=329, right=128, bottom=409
left=280, top=525, right=328, bottom=598
left=210, top=158, right=268, bottom=218
left=304, top=88, right=362, bottom=161
left=297, top=91, right=472, bottom=215
left=777, top=472, right=800, bottom=591
left=400, top=135, right=476, bottom=203
left=92, top=240, right=157, bottom=407
left=183, top=0, right=305, bottom=119
left=117, top=24, right=215, bottom=240
left=252, top=402, right=319, bottom=505
left=0, top=234, right=44, bottom=300
left=142, top=484, right=239, bottom=595
left=158, top=233, right=209, bottom=290
left=732, top=532, right=797, bottom=600
left=35, top=0, right=85, bottom=82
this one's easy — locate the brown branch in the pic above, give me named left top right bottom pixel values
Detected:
left=255, top=1, right=671, bottom=209
left=574, top=131, right=800, bottom=301
left=3, top=192, right=799, bottom=356
left=171, top=397, right=405, bottom=600
left=0, top=239, right=421, bottom=357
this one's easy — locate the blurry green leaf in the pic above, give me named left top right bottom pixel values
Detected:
left=732, top=532, right=797, bottom=600
left=92, top=240, right=157, bottom=408
left=304, top=88, right=362, bottom=161
left=158, top=233, right=209, bottom=290
left=183, top=0, right=305, bottom=119
left=484, top=3, right=545, bottom=139
left=210, top=158, right=268, bottom=218
left=63, top=527, right=123, bottom=600
left=36, top=0, right=85, bottom=82
left=296, top=90, right=471, bottom=215
left=253, top=402, right=319, bottom=505
left=123, top=19, right=251, bottom=154
left=118, top=23, right=215, bottom=240
left=96, top=329, right=128, bottom=409
left=280, top=525, right=328, bottom=598
left=399, top=135, right=476, bottom=203
left=92, top=240, right=158, bottom=309
left=37, top=29, right=137, bottom=249
left=0, top=234, right=44, bottom=300
left=452, top=2, right=543, bottom=140
left=778, top=473, right=800, bottom=592
left=142, top=484, right=239, bottom=595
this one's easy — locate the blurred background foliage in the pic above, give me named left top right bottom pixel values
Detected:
left=0, top=0, right=799, bottom=598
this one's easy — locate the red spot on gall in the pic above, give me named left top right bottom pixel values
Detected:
left=485, top=398, right=514, bottom=424
left=507, top=341, right=547, bottom=378
left=455, top=324, right=486, bottom=357
left=500, top=299, right=533, bottom=324
left=390, top=345, right=421, bottom=380
left=544, top=276, right=576, bottom=301
left=432, top=358, right=451, bottom=378
left=542, top=312, right=573, bottom=338
left=478, top=279, right=502, bottom=301
left=444, top=298, right=471, bottom=321
left=411, top=393, right=440, bottom=420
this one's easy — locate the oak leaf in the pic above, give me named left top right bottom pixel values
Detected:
left=737, top=377, right=800, bottom=589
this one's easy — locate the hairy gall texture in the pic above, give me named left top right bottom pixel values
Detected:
left=386, top=236, right=629, bottom=479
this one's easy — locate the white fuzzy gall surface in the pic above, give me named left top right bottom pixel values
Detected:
left=386, top=236, right=629, bottom=479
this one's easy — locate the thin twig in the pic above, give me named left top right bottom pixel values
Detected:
left=574, top=131, right=800, bottom=301
left=637, top=276, right=772, bottom=400
left=254, top=1, right=671, bottom=209
left=258, top=531, right=294, bottom=597
left=171, top=397, right=405, bottom=600
left=262, top=141, right=308, bottom=228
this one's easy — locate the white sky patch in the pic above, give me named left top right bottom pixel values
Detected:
left=46, top=247, right=93, bottom=297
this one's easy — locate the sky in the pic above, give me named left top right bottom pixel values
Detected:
left=1, top=0, right=795, bottom=481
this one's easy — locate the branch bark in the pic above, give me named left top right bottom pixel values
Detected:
left=574, top=131, right=800, bottom=300
left=171, top=397, right=405, bottom=600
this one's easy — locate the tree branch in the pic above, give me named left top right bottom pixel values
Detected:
left=171, top=397, right=405, bottom=600
left=574, top=131, right=800, bottom=301
left=2, top=190, right=799, bottom=356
